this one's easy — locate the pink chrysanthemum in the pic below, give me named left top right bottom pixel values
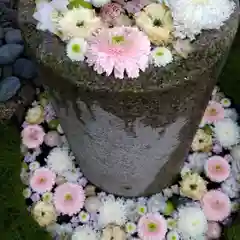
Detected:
left=207, top=222, right=222, bottom=239
left=205, top=156, right=230, bottom=182
left=85, top=26, right=151, bottom=79
left=21, top=124, right=45, bottom=149
left=202, top=190, right=231, bottom=222
left=138, top=213, right=167, bottom=240
left=30, top=167, right=56, bottom=193
left=54, top=183, right=85, bottom=216
left=203, top=101, right=225, bottom=124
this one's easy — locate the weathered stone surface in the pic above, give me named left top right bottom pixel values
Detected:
left=0, top=27, right=3, bottom=39
left=18, top=0, right=239, bottom=197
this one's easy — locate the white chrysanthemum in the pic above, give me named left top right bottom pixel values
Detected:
left=221, top=176, right=240, bottom=198
left=177, top=206, right=207, bottom=238
left=46, top=147, right=74, bottom=174
left=151, top=47, right=173, bottom=67
left=66, top=38, right=87, bottom=62
left=214, top=119, right=240, bottom=148
left=188, top=152, right=208, bottom=173
left=58, top=8, right=101, bottom=40
left=147, top=193, right=166, bottom=213
left=72, top=225, right=99, bottom=240
left=63, top=168, right=83, bottom=183
left=169, top=0, right=235, bottom=39
left=91, top=0, right=111, bottom=7
left=224, top=108, right=238, bottom=121
left=98, top=198, right=127, bottom=227
left=33, top=1, right=61, bottom=33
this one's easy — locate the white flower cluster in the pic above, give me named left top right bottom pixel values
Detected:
left=169, top=0, right=235, bottom=39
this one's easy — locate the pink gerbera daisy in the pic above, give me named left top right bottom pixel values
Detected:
left=202, top=190, right=231, bottom=222
left=54, top=183, right=85, bottom=216
left=30, top=167, right=56, bottom=193
left=205, top=156, right=230, bottom=182
left=207, top=222, right=222, bottom=239
left=138, top=213, right=167, bottom=240
left=203, top=101, right=224, bottom=124
left=85, top=26, right=151, bottom=79
left=21, top=124, right=45, bottom=149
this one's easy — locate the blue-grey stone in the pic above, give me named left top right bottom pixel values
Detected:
left=5, top=29, right=23, bottom=44
left=0, top=39, right=3, bottom=47
left=13, top=58, right=37, bottom=79
left=0, top=44, right=24, bottom=65
left=2, top=65, right=12, bottom=78
left=0, top=27, right=3, bottom=39
left=0, top=76, right=21, bottom=102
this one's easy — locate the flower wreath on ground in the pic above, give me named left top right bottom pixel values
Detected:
left=33, top=0, right=235, bottom=79
left=20, top=86, right=240, bottom=240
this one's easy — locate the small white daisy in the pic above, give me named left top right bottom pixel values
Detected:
left=29, top=161, right=40, bottom=171
left=66, top=38, right=87, bottom=62
left=42, top=192, right=53, bottom=203
left=137, top=204, right=147, bottom=215
left=221, top=98, right=231, bottom=107
left=167, top=218, right=178, bottom=230
left=167, top=230, right=180, bottom=240
left=23, top=188, right=32, bottom=198
left=79, top=211, right=90, bottom=223
left=125, top=222, right=137, bottom=235
left=151, top=47, right=173, bottom=67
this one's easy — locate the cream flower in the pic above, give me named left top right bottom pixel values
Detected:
left=180, top=172, right=207, bottom=200
left=191, top=129, right=212, bottom=152
left=32, top=201, right=57, bottom=227
left=102, top=225, right=126, bottom=240
left=66, top=38, right=87, bottom=62
left=59, top=8, right=101, bottom=40
left=25, top=105, right=44, bottom=124
left=98, top=198, right=127, bottom=227
left=151, top=47, right=173, bottom=67
left=135, top=3, right=173, bottom=45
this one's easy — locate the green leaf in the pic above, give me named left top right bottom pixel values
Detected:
left=202, top=124, right=213, bottom=135
left=68, top=0, right=93, bottom=9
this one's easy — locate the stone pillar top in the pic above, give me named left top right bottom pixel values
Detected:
left=18, top=0, right=239, bottom=92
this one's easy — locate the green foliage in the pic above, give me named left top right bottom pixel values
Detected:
left=68, top=0, right=93, bottom=10
left=0, top=121, right=51, bottom=240
left=219, top=27, right=240, bottom=104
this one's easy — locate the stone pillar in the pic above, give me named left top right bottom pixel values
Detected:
left=18, top=0, right=239, bottom=197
